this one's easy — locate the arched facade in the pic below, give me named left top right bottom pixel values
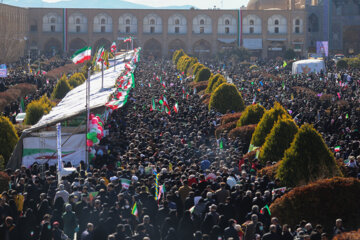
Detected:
left=268, top=15, right=287, bottom=34
left=308, top=13, right=319, bottom=32
left=292, top=17, right=303, bottom=33
left=218, top=14, right=237, bottom=34
left=143, top=38, right=162, bottom=57
left=93, top=13, right=113, bottom=33
left=168, top=14, right=187, bottom=34
left=44, top=38, right=62, bottom=55
left=243, top=14, right=262, bottom=34
left=68, top=13, right=87, bottom=33
left=119, top=13, right=137, bottom=34
left=143, top=14, right=162, bottom=34
left=69, top=38, right=87, bottom=54
left=193, top=39, right=211, bottom=55
left=93, top=38, right=111, bottom=51
left=192, top=14, right=212, bottom=34
left=42, top=12, right=62, bottom=32
left=168, top=39, right=186, bottom=55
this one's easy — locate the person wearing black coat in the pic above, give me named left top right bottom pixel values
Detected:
left=0, top=216, right=19, bottom=240
left=224, top=219, right=239, bottom=240
left=262, top=225, right=281, bottom=240
left=177, top=210, right=195, bottom=240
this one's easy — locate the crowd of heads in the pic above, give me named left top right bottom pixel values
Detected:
left=0, top=54, right=358, bottom=240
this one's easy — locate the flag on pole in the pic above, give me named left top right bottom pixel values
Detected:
left=71, top=46, right=92, bottom=64
left=283, top=61, right=287, bottom=68
left=121, top=178, right=131, bottom=189
left=260, top=204, right=271, bottom=215
left=131, top=202, right=138, bottom=218
left=334, top=146, right=341, bottom=152
left=252, top=94, right=256, bottom=105
left=111, top=41, right=117, bottom=53
left=282, top=81, right=285, bottom=90
left=150, top=98, right=156, bottom=111
left=173, top=102, right=179, bottom=113
left=219, top=140, right=223, bottom=149
left=20, top=97, right=25, bottom=113
left=182, top=86, right=185, bottom=94
left=124, top=37, right=132, bottom=43
left=95, top=46, right=105, bottom=63
left=158, top=184, right=166, bottom=201
left=165, top=105, right=171, bottom=116
left=189, top=205, right=195, bottom=213
left=154, top=171, right=159, bottom=200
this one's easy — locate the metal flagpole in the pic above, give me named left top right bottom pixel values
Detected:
left=56, top=122, right=62, bottom=185
left=85, top=67, right=90, bottom=168
left=101, top=59, right=104, bottom=89
left=114, top=48, right=116, bottom=72
left=131, top=37, right=133, bottom=50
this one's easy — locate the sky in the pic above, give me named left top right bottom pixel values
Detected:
left=123, top=0, right=249, bottom=8
left=35, top=0, right=249, bottom=8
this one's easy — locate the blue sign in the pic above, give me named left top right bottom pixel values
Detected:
left=316, top=41, right=329, bottom=57
left=0, top=64, right=7, bottom=78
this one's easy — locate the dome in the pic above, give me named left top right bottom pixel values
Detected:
left=247, top=0, right=289, bottom=10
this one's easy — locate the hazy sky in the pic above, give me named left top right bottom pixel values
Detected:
left=125, top=0, right=249, bottom=8
left=40, top=0, right=250, bottom=8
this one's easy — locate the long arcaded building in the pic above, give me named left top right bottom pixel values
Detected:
left=1, top=0, right=359, bottom=62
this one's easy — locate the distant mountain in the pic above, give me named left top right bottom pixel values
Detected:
left=2, top=0, right=194, bottom=9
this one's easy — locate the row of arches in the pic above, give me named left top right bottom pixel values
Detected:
left=38, top=12, right=238, bottom=34
left=243, top=14, right=304, bottom=34
left=38, top=37, right=218, bottom=57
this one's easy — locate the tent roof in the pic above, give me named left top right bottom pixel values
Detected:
left=25, top=51, right=134, bottom=133
left=294, top=59, right=324, bottom=64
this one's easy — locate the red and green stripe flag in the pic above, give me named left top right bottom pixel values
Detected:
left=71, top=46, right=92, bottom=64
left=95, top=46, right=105, bottom=63
left=131, top=202, right=138, bottom=217
left=124, top=37, right=132, bottom=43
left=173, top=102, right=179, bottom=113
left=111, top=41, right=117, bottom=53
left=260, top=204, right=271, bottom=215
left=150, top=98, right=156, bottom=111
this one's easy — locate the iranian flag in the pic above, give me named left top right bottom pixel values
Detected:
left=111, top=41, right=117, bottom=53
left=121, top=178, right=131, bottom=189
left=162, top=95, right=169, bottom=108
left=124, top=37, right=132, bottom=43
left=95, top=46, right=105, bottom=62
left=71, top=46, right=92, bottom=64
left=173, top=102, right=179, bottom=113
left=131, top=202, right=138, bottom=217
left=150, top=98, right=156, bottom=111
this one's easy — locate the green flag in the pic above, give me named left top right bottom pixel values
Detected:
left=219, top=140, right=223, bottom=149
left=20, top=97, right=25, bottom=113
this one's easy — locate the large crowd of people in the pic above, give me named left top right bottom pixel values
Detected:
left=0, top=53, right=359, bottom=240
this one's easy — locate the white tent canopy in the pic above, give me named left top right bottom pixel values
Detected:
left=292, top=59, right=325, bottom=75
left=26, top=51, right=134, bottom=133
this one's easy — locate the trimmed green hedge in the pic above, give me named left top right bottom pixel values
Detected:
left=25, top=95, right=55, bottom=125
left=270, top=177, right=360, bottom=233
left=194, top=67, right=211, bottom=83
left=51, top=74, right=71, bottom=100
left=259, top=118, right=298, bottom=164
left=205, top=74, right=226, bottom=94
left=276, top=124, right=342, bottom=187
left=250, top=102, right=290, bottom=147
left=173, top=49, right=185, bottom=65
left=209, top=83, right=245, bottom=114
left=237, top=104, right=266, bottom=127
left=0, top=117, right=19, bottom=164
left=68, top=72, right=86, bottom=88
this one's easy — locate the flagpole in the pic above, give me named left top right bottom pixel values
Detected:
left=131, top=37, right=133, bottom=50
left=101, top=59, right=104, bottom=89
left=114, top=52, right=116, bottom=72
left=85, top=67, right=90, bottom=169
left=56, top=122, right=62, bottom=186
